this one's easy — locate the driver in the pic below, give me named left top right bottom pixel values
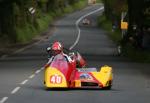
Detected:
left=45, top=42, right=73, bottom=67
left=51, top=41, right=63, bottom=56
left=45, top=41, right=86, bottom=68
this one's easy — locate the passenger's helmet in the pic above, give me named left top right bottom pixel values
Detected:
left=51, top=41, right=63, bottom=55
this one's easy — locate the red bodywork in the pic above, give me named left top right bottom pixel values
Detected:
left=45, top=54, right=103, bottom=88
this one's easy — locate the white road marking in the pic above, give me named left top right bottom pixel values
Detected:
left=11, top=87, right=20, bottom=94
left=69, top=6, right=104, bottom=50
left=41, top=67, right=45, bottom=70
left=0, top=97, right=8, bottom=103
left=20, top=79, right=28, bottom=85
left=29, top=74, right=35, bottom=79
left=35, top=70, right=41, bottom=74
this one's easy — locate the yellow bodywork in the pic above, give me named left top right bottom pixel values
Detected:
left=92, top=65, right=113, bottom=87
left=44, top=65, right=113, bottom=88
left=74, top=65, right=113, bottom=88
left=44, top=67, right=68, bottom=88
left=74, top=80, right=81, bottom=87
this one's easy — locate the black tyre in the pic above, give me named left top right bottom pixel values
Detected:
left=104, top=81, right=112, bottom=90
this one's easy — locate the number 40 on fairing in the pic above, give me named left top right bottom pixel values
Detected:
left=50, top=75, right=62, bottom=84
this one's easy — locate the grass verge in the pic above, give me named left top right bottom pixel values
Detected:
left=98, top=14, right=121, bottom=43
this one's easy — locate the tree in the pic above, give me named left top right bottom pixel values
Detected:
left=102, top=0, right=128, bottom=28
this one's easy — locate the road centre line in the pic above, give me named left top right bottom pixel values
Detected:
left=0, top=97, right=8, bottom=103
left=0, top=68, right=43, bottom=103
left=11, top=87, right=20, bottom=94
left=40, top=67, right=45, bottom=70
left=20, top=79, right=28, bottom=85
left=35, top=70, right=41, bottom=74
left=29, top=74, right=35, bottom=79
left=69, top=6, right=104, bottom=50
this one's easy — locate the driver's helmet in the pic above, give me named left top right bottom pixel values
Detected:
left=51, top=41, right=63, bottom=55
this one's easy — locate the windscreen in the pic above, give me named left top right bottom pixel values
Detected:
left=50, top=54, right=69, bottom=74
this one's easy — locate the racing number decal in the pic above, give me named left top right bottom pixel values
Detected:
left=50, top=75, right=62, bottom=84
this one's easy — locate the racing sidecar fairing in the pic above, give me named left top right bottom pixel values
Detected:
left=44, top=54, right=113, bottom=89
left=82, top=18, right=91, bottom=25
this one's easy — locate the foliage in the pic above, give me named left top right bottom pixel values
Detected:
left=123, top=44, right=150, bottom=62
left=101, top=0, right=128, bottom=28
left=98, top=14, right=121, bottom=42
left=0, top=0, right=87, bottom=44
left=98, top=14, right=150, bottom=62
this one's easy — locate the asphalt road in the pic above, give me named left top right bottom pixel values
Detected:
left=0, top=4, right=150, bottom=103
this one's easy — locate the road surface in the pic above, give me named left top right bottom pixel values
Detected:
left=0, top=4, right=150, bottom=103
